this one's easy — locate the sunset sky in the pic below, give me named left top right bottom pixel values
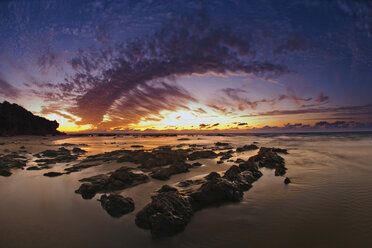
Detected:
left=0, top=0, right=371, bottom=132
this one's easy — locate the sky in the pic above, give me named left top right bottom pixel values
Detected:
left=0, top=0, right=371, bottom=133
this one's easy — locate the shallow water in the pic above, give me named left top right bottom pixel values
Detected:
left=1, top=132, right=372, bottom=248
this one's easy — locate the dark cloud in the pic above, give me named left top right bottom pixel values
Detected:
left=237, top=122, right=248, bottom=126
left=35, top=13, right=289, bottom=129
left=0, top=74, right=20, bottom=98
left=250, top=121, right=372, bottom=132
left=241, top=103, right=372, bottom=119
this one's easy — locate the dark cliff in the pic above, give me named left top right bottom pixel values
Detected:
left=0, top=101, right=62, bottom=136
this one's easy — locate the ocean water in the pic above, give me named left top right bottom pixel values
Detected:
left=0, top=132, right=372, bottom=248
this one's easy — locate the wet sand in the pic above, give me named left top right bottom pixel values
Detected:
left=1, top=133, right=372, bottom=248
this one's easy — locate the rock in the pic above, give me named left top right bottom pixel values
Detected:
left=191, top=162, right=202, bottom=167
left=236, top=144, right=259, bottom=152
left=135, top=187, right=194, bottom=238
left=205, top=171, right=221, bottom=180
left=100, top=194, right=135, bottom=217
left=284, top=177, right=291, bottom=184
left=248, top=147, right=287, bottom=176
left=223, top=165, right=255, bottom=190
left=187, top=150, right=218, bottom=160
left=75, top=167, right=149, bottom=198
left=0, top=101, right=63, bottom=136
left=72, top=147, right=87, bottom=154
left=131, top=145, right=144, bottom=148
left=217, top=160, right=224, bottom=164
left=27, top=165, right=50, bottom=170
left=177, top=179, right=205, bottom=188
left=0, top=169, right=11, bottom=176
left=151, top=163, right=191, bottom=180
left=177, top=138, right=190, bottom=141
left=36, top=147, right=78, bottom=165
left=157, top=185, right=178, bottom=193
left=215, top=142, right=230, bottom=146
left=235, top=158, right=245, bottom=163
left=271, top=148, right=288, bottom=154
left=190, top=175, right=243, bottom=209
left=43, top=172, right=64, bottom=177
left=0, top=153, right=27, bottom=176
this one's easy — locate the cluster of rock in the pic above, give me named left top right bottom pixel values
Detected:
left=135, top=160, right=263, bottom=238
left=75, top=167, right=149, bottom=199
left=0, top=101, right=62, bottom=136
left=133, top=147, right=289, bottom=238
left=0, top=153, right=27, bottom=176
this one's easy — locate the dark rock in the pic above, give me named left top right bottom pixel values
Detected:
left=135, top=187, right=194, bottom=238
left=236, top=144, right=259, bottom=152
left=151, top=163, right=191, bottom=180
left=177, top=138, right=190, bottom=141
left=36, top=147, right=78, bottom=165
left=271, top=148, right=288, bottom=154
left=217, top=160, right=224, bottom=164
left=223, top=165, right=255, bottom=190
left=131, top=145, right=144, bottom=148
left=72, top=147, right=87, bottom=154
left=0, top=169, right=11, bottom=176
left=43, top=172, right=63, bottom=177
left=27, top=165, right=50, bottom=170
left=0, top=153, right=27, bottom=176
left=215, top=142, right=230, bottom=146
left=187, top=150, right=218, bottom=160
left=0, top=101, right=62, bottom=136
left=235, top=158, right=245, bottom=163
left=191, top=162, right=202, bottom=167
left=205, top=171, right=221, bottom=181
left=100, top=194, right=134, bottom=217
left=177, top=179, right=205, bottom=188
left=284, top=177, right=291, bottom=184
left=75, top=167, right=149, bottom=198
left=190, top=176, right=243, bottom=209
left=157, top=185, right=178, bottom=193
left=248, top=147, right=287, bottom=176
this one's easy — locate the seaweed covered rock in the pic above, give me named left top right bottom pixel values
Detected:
left=0, top=101, right=62, bottom=136
left=100, top=194, right=134, bottom=217
left=135, top=186, right=194, bottom=238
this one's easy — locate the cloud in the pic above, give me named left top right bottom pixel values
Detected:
left=250, top=120, right=372, bottom=132
left=0, top=74, right=20, bottom=98
left=35, top=13, right=289, bottom=129
left=316, top=92, right=330, bottom=104
left=241, top=103, right=372, bottom=119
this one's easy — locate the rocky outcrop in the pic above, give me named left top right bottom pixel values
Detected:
left=247, top=147, right=287, bottom=176
left=136, top=162, right=265, bottom=238
left=100, top=194, right=135, bottom=217
left=75, top=167, right=149, bottom=199
left=135, top=185, right=194, bottom=238
left=0, top=101, right=62, bottom=136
